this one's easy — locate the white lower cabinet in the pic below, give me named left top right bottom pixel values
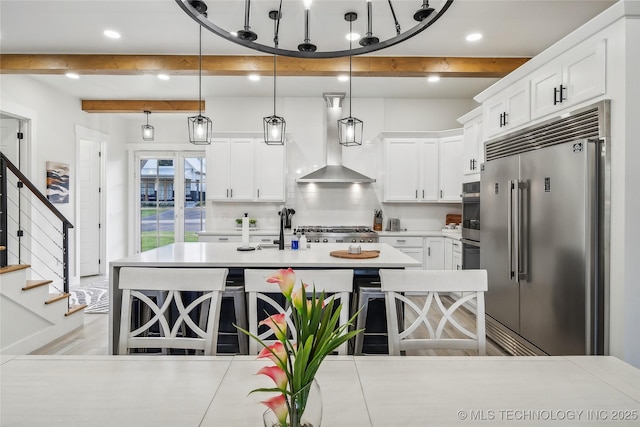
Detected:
left=444, top=237, right=463, bottom=270
left=380, top=236, right=424, bottom=269
left=424, top=237, right=445, bottom=270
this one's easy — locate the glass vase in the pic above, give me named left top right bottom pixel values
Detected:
left=263, top=379, right=323, bottom=427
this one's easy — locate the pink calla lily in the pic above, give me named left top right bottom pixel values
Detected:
left=267, top=268, right=296, bottom=299
left=261, top=394, right=289, bottom=424
left=258, top=342, right=288, bottom=365
left=259, top=313, right=287, bottom=341
left=257, top=365, right=288, bottom=390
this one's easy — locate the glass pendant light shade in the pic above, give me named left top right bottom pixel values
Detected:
left=188, top=22, right=212, bottom=145
left=338, top=116, right=363, bottom=146
left=188, top=115, right=213, bottom=144
left=338, top=12, right=363, bottom=147
left=262, top=7, right=285, bottom=145
left=263, top=115, right=286, bottom=145
left=141, top=110, right=154, bottom=141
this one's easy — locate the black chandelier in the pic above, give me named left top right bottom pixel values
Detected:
left=176, top=0, right=454, bottom=59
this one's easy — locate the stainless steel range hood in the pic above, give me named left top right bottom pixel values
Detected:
left=296, top=93, right=375, bottom=184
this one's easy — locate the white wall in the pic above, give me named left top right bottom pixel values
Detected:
left=0, top=75, right=129, bottom=283
left=124, top=96, right=472, bottom=230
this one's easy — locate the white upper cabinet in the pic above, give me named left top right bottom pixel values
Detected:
left=207, top=138, right=286, bottom=202
left=530, top=39, right=606, bottom=120
left=484, top=81, right=531, bottom=139
left=255, top=142, right=286, bottom=201
left=439, top=135, right=464, bottom=202
left=459, top=107, right=485, bottom=182
left=384, top=134, right=462, bottom=203
left=384, top=139, right=422, bottom=202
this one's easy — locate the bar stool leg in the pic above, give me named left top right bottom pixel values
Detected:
left=353, top=288, right=370, bottom=355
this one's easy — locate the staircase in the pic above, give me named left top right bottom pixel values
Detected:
left=0, top=264, right=86, bottom=354
left=0, top=263, right=86, bottom=354
left=1, top=153, right=85, bottom=355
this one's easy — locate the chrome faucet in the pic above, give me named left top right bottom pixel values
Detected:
left=278, top=208, right=286, bottom=250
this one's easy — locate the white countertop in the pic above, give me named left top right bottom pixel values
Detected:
left=378, top=230, right=462, bottom=239
left=110, top=242, right=421, bottom=269
left=2, top=355, right=638, bottom=426
left=198, top=229, right=463, bottom=239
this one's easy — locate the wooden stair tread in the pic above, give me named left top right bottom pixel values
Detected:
left=45, top=293, right=71, bottom=304
left=65, top=304, right=87, bottom=316
left=22, top=279, right=53, bottom=291
left=0, top=264, right=31, bottom=275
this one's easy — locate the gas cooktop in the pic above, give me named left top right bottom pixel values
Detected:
left=293, top=226, right=378, bottom=243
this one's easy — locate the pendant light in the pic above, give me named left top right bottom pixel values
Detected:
left=141, top=110, right=154, bottom=141
left=187, top=23, right=212, bottom=145
left=338, top=12, right=363, bottom=147
left=263, top=6, right=285, bottom=145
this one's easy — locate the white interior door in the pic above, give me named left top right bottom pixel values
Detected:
left=0, top=118, right=20, bottom=165
left=79, top=139, right=101, bottom=276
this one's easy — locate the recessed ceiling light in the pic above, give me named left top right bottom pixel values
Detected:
left=248, top=74, right=261, bottom=81
left=466, top=32, right=482, bottom=42
left=65, top=72, right=80, bottom=79
left=157, top=74, right=170, bottom=81
left=338, top=75, right=349, bottom=82
left=346, top=32, right=360, bottom=41
left=427, top=75, right=440, bottom=83
left=103, top=29, right=121, bottom=39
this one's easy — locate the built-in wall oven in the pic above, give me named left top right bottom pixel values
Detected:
left=461, top=181, right=480, bottom=269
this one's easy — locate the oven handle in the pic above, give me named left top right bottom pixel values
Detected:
left=461, top=238, right=480, bottom=248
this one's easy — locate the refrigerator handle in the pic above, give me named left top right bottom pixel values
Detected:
left=508, top=179, right=517, bottom=282
left=516, top=181, right=529, bottom=281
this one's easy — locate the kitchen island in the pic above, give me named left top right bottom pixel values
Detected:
left=108, top=242, right=420, bottom=354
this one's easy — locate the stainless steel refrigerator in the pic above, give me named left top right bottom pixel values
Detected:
left=480, top=100, right=609, bottom=356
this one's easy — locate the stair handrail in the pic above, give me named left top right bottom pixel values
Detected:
left=1, top=152, right=74, bottom=293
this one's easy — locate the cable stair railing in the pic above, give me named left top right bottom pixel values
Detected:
left=1, top=151, right=74, bottom=310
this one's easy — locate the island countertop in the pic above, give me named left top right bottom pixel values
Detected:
left=109, top=242, right=420, bottom=269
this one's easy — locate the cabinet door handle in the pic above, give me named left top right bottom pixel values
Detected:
left=469, top=159, right=473, bottom=170
left=230, top=189, right=233, bottom=198
left=219, top=237, right=229, bottom=241
left=503, top=112, right=508, bottom=126
left=440, top=190, right=443, bottom=198
left=416, top=190, right=418, bottom=199
left=428, top=247, right=431, bottom=256
left=499, top=112, right=504, bottom=127
left=422, top=190, right=425, bottom=198
left=554, top=85, right=567, bottom=105
left=226, top=189, right=229, bottom=198
left=257, top=189, right=260, bottom=198
left=397, top=239, right=406, bottom=243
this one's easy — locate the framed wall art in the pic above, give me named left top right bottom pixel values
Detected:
left=46, top=161, right=70, bottom=204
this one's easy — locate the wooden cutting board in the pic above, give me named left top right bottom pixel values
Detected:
left=446, top=214, right=462, bottom=225
left=330, top=250, right=380, bottom=259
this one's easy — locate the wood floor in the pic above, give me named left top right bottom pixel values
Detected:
left=29, top=294, right=507, bottom=356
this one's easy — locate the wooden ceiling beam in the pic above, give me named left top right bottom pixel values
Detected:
left=81, top=100, right=204, bottom=113
left=0, top=54, right=529, bottom=78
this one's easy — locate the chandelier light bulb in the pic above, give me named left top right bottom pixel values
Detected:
left=143, top=128, right=153, bottom=138
left=270, top=121, right=280, bottom=139
left=303, top=0, right=312, bottom=10
left=196, top=121, right=206, bottom=138
left=346, top=120, right=355, bottom=140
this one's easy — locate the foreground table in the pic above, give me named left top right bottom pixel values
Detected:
left=1, top=355, right=639, bottom=426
